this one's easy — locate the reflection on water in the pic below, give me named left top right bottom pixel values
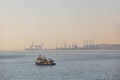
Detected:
left=0, top=50, right=120, bottom=80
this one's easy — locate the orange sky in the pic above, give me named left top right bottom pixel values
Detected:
left=0, top=0, right=120, bottom=50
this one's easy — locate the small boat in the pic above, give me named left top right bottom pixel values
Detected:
left=35, top=55, right=56, bottom=65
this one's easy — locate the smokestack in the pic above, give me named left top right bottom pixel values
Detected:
left=92, top=40, right=94, bottom=45
left=89, top=40, right=91, bottom=45
left=89, top=40, right=91, bottom=48
left=72, top=42, right=74, bottom=48
left=84, top=40, right=86, bottom=47
left=86, top=40, right=88, bottom=48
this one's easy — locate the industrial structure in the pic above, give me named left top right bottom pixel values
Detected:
left=24, top=40, right=120, bottom=50
left=24, top=42, right=43, bottom=50
left=55, top=40, right=120, bottom=50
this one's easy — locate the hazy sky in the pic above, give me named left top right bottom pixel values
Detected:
left=0, top=0, right=120, bottom=50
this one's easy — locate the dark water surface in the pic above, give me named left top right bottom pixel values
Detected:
left=0, top=50, right=120, bottom=80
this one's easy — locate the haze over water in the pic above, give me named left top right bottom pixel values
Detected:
left=0, top=1, right=120, bottom=80
left=0, top=0, right=120, bottom=50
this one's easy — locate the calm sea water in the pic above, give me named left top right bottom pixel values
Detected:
left=0, top=50, right=120, bottom=80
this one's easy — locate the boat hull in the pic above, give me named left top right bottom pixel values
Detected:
left=35, top=62, right=56, bottom=65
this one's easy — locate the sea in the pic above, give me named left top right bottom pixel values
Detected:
left=0, top=50, right=120, bottom=80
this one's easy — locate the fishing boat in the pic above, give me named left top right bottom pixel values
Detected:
left=35, top=55, right=56, bottom=65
